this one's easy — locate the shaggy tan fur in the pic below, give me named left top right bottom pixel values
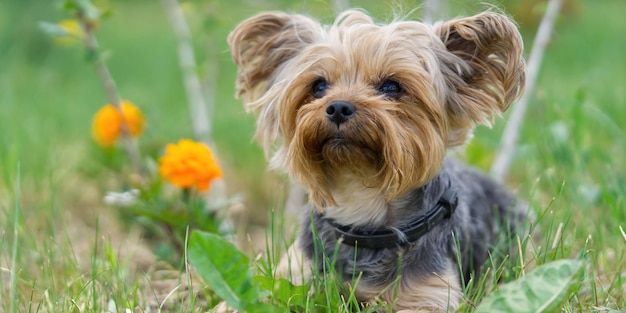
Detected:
left=228, top=9, right=526, bottom=312
left=229, top=10, right=524, bottom=211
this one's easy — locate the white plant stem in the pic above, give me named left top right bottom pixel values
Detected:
left=333, top=0, right=349, bottom=12
left=162, top=0, right=213, bottom=147
left=162, top=0, right=227, bottom=202
left=491, top=0, right=563, bottom=182
left=423, top=0, right=448, bottom=24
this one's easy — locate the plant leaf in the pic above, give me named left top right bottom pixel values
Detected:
left=476, top=259, right=584, bottom=313
left=254, top=276, right=309, bottom=309
left=187, top=231, right=262, bottom=311
left=72, top=0, right=100, bottom=20
left=38, top=21, right=71, bottom=37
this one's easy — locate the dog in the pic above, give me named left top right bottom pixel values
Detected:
left=228, top=9, right=528, bottom=312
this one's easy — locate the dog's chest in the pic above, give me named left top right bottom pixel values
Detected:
left=301, top=208, right=458, bottom=299
left=303, top=214, right=407, bottom=290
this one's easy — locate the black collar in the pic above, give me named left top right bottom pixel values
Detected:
left=329, top=187, right=458, bottom=249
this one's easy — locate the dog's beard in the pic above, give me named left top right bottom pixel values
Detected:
left=294, top=103, right=385, bottom=178
left=286, top=101, right=445, bottom=210
left=323, top=138, right=371, bottom=164
left=320, top=132, right=380, bottom=174
left=283, top=107, right=385, bottom=208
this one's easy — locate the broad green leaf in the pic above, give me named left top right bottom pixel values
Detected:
left=243, top=302, right=274, bottom=313
left=254, top=276, right=309, bottom=309
left=476, top=259, right=584, bottom=313
left=188, top=231, right=262, bottom=311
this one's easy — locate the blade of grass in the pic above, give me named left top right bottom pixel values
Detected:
left=91, top=217, right=100, bottom=311
left=10, top=162, right=21, bottom=313
left=183, top=226, right=196, bottom=310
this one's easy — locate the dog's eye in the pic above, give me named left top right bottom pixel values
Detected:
left=378, top=79, right=403, bottom=97
left=311, top=79, right=328, bottom=99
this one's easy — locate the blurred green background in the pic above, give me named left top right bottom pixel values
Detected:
left=1, top=0, right=624, bottom=262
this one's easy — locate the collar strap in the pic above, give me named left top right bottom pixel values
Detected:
left=330, top=188, right=458, bottom=249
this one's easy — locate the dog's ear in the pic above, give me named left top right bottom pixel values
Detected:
left=434, top=12, right=526, bottom=145
left=228, top=12, right=321, bottom=102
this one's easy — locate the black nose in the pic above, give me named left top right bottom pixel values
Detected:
left=326, top=100, right=355, bottom=126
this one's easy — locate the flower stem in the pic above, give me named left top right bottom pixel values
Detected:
left=182, top=187, right=191, bottom=204
left=76, top=9, right=144, bottom=177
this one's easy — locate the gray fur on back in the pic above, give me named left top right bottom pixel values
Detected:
left=299, top=158, right=528, bottom=289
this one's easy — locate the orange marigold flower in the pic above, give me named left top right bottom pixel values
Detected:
left=92, top=100, right=145, bottom=147
left=159, top=139, right=223, bottom=191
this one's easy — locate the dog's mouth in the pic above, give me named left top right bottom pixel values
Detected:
left=321, top=134, right=361, bottom=150
left=319, top=133, right=379, bottom=166
left=321, top=135, right=348, bottom=147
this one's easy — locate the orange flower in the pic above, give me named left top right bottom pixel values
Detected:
left=92, top=100, right=145, bottom=147
left=159, top=139, right=223, bottom=191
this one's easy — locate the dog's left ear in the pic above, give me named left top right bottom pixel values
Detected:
left=228, top=12, right=322, bottom=103
left=434, top=12, right=526, bottom=146
left=228, top=13, right=322, bottom=155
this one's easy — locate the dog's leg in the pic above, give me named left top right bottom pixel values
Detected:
left=275, top=239, right=312, bottom=285
left=393, top=266, right=462, bottom=313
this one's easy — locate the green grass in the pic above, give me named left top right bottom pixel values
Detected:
left=1, top=0, right=625, bottom=312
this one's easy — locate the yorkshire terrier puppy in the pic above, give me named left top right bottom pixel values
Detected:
left=229, top=9, right=528, bottom=312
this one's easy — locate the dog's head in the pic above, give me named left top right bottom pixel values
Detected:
left=228, top=10, right=525, bottom=211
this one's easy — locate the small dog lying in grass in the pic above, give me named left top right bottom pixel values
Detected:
left=229, top=9, right=529, bottom=312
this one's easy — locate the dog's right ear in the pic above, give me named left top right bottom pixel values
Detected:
left=434, top=12, right=526, bottom=146
left=228, top=12, right=322, bottom=102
